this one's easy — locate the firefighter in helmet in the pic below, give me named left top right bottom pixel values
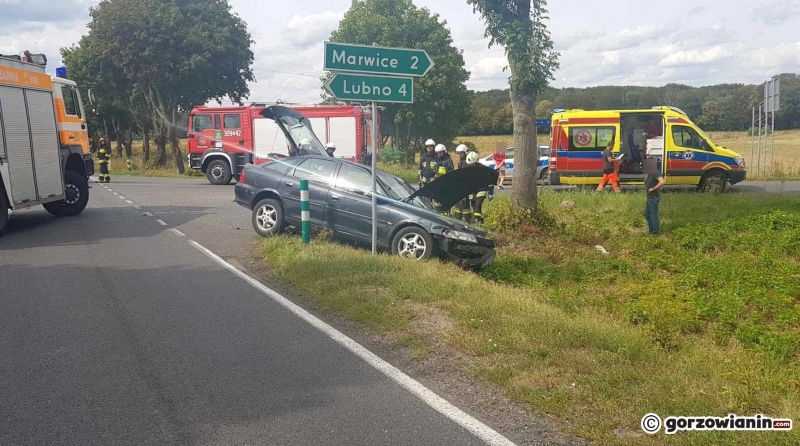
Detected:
left=452, top=144, right=471, bottom=221
left=97, top=137, right=111, bottom=183
left=418, top=139, right=438, bottom=187
left=466, top=151, right=493, bottom=224
left=432, top=144, right=454, bottom=215
left=325, top=142, right=337, bottom=157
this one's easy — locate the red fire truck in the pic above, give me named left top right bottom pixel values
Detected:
left=187, top=104, right=380, bottom=185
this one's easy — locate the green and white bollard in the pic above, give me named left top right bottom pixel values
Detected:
left=300, top=179, right=310, bottom=244
left=127, top=157, right=132, bottom=171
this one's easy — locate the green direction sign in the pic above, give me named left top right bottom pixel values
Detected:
left=324, top=73, right=414, bottom=104
left=324, top=42, right=434, bottom=77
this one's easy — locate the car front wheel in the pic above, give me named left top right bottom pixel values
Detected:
left=391, top=226, right=433, bottom=260
left=252, top=198, right=285, bottom=237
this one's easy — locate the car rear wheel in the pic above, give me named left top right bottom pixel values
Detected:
left=206, top=159, right=232, bottom=185
left=539, top=168, right=550, bottom=184
left=391, top=226, right=433, bottom=260
left=252, top=198, right=285, bottom=237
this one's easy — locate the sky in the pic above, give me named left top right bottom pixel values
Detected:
left=2, top=0, right=799, bottom=105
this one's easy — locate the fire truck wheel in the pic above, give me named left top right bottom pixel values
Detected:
left=43, top=170, right=90, bottom=217
left=0, top=185, right=8, bottom=236
left=206, top=159, right=232, bottom=185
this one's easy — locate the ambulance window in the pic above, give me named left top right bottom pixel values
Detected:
left=569, top=126, right=616, bottom=151
left=214, top=115, right=221, bottom=129
left=671, top=126, right=704, bottom=150
left=193, top=115, right=212, bottom=132
left=61, top=86, right=80, bottom=118
left=224, top=114, right=241, bottom=129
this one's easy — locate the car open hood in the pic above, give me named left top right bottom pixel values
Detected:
left=407, top=164, right=499, bottom=210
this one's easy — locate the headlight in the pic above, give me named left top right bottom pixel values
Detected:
left=443, top=229, right=478, bottom=244
left=735, top=156, right=745, bottom=167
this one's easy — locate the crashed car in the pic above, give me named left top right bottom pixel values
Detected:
left=234, top=156, right=499, bottom=270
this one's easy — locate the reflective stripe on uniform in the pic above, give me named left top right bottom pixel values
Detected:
left=476, top=191, right=488, bottom=198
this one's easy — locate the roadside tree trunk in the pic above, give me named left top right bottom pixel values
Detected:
left=123, top=127, right=133, bottom=158
left=168, top=110, right=185, bottom=174
left=142, top=127, right=151, bottom=164
left=509, top=67, right=538, bottom=210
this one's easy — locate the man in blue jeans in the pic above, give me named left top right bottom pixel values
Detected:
left=643, top=157, right=665, bottom=235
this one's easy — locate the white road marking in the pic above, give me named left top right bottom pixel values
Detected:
left=119, top=196, right=126, bottom=200
left=113, top=192, right=119, bottom=195
left=133, top=205, right=141, bottom=209
left=125, top=200, right=134, bottom=204
left=170, top=228, right=185, bottom=237
left=188, top=240, right=516, bottom=446
left=143, top=212, right=153, bottom=217
left=156, top=219, right=168, bottom=226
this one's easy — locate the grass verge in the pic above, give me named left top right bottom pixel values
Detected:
left=256, top=190, right=799, bottom=445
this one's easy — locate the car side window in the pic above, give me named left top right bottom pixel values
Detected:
left=262, top=158, right=301, bottom=175
left=671, top=125, right=707, bottom=150
left=336, top=163, right=373, bottom=192
left=293, top=158, right=336, bottom=184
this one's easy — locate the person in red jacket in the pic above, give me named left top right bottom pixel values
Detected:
left=492, top=147, right=506, bottom=189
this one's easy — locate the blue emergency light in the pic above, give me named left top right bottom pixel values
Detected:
left=553, top=108, right=565, bottom=113
left=56, top=66, right=68, bottom=79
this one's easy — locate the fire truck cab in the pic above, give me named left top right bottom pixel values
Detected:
left=0, top=51, right=94, bottom=235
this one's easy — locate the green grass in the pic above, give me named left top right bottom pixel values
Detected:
left=256, top=190, right=800, bottom=445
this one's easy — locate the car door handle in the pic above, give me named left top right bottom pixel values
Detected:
left=331, top=194, right=340, bottom=200
left=285, top=182, right=294, bottom=187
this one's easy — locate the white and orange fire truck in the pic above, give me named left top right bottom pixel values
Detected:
left=0, top=51, right=94, bottom=235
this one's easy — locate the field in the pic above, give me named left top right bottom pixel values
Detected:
left=456, top=130, right=800, bottom=180
left=256, top=190, right=800, bottom=446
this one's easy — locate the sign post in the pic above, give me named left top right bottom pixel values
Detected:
left=324, top=41, right=432, bottom=255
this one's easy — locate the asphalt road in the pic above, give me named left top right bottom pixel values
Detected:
left=0, top=176, right=499, bottom=446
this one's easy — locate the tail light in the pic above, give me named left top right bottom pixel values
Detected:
left=549, top=150, right=558, bottom=170
left=239, top=168, right=246, bottom=183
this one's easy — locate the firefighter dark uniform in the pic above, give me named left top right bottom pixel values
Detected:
left=432, top=146, right=454, bottom=215
left=453, top=156, right=471, bottom=221
left=471, top=183, right=494, bottom=224
left=97, top=139, right=111, bottom=183
left=418, top=150, right=438, bottom=186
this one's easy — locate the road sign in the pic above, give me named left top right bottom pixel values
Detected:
left=535, top=119, right=551, bottom=126
left=324, top=42, right=434, bottom=77
left=324, top=73, right=413, bottom=104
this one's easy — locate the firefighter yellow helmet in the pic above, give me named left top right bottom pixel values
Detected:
left=466, top=151, right=479, bottom=165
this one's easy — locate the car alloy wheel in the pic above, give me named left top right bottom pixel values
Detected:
left=256, top=204, right=278, bottom=231
left=398, top=233, right=428, bottom=259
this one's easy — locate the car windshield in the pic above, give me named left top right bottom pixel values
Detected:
left=376, top=171, right=433, bottom=209
left=278, top=116, right=327, bottom=157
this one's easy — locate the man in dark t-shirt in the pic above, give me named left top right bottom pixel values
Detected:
left=643, top=157, right=665, bottom=235
left=596, top=141, right=621, bottom=193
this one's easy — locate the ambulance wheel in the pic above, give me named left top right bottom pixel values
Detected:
left=0, top=186, right=8, bottom=236
left=43, top=170, right=90, bottom=217
left=391, top=226, right=433, bottom=261
left=206, top=159, right=232, bottom=185
left=699, top=170, right=727, bottom=193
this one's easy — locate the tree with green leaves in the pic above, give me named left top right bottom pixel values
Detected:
left=323, top=0, right=471, bottom=165
left=81, top=0, right=254, bottom=173
left=467, top=0, right=559, bottom=209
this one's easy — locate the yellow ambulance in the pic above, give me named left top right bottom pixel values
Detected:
left=548, top=106, right=746, bottom=191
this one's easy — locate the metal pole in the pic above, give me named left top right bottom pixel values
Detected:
left=757, top=105, right=762, bottom=174
left=300, top=179, right=310, bottom=244
left=371, top=101, right=378, bottom=256
left=771, top=110, right=776, bottom=169
left=751, top=107, right=755, bottom=168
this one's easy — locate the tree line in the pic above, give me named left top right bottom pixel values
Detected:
left=62, top=0, right=253, bottom=173
left=463, top=74, right=800, bottom=136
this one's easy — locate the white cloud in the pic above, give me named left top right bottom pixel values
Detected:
left=659, top=47, right=734, bottom=67
left=285, top=11, right=344, bottom=48
left=588, top=25, right=668, bottom=52
left=752, top=1, right=800, bottom=26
